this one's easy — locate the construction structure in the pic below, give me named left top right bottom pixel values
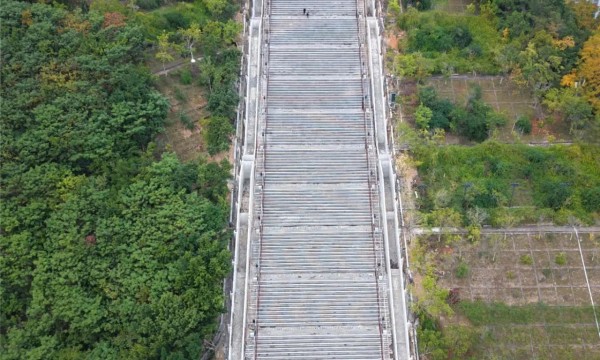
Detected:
left=227, top=0, right=415, bottom=358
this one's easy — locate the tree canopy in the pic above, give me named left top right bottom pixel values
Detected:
left=1, top=2, right=232, bottom=358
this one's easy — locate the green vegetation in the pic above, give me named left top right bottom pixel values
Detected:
left=391, top=0, right=600, bottom=140
left=414, top=141, right=600, bottom=225
left=417, top=317, right=476, bottom=360
left=455, top=261, right=470, bottom=278
left=411, top=239, right=477, bottom=359
left=135, top=0, right=236, bottom=36
left=203, top=115, right=235, bottom=155
left=555, top=252, right=567, bottom=266
left=544, top=87, right=598, bottom=141
left=458, top=301, right=599, bottom=326
left=133, top=0, right=241, bottom=156
left=394, top=9, right=501, bottom=76
left=417, top=85, right=506, bottom=141
left=519, top=254, right=533, bottom=265
left=455, top=301, right=600, bottom=359
left=201, top=48, right=241, bottom=120
left=412, top=230, right=600, bottom=359
left=1, top=1, right=233, bottom=358
left=158, top=16, right=240, bottom=152
left=515, top=115, right=532, bottom=134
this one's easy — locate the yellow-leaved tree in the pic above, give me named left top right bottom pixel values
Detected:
left=578, top=27, right=600, bottom=112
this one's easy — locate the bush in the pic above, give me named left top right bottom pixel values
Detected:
left=136, top=0, right=162, bottom=10
left=415, top=104, right=433, bottom=129
left=452, top=85, right=505, bottom=142
left=174, top=87, right=187, bottom=103
left=388, top=0, right=401, bottom=17
left=418, top=86, right=453, bottom=129
left=179, top=68, right=192, bottom=85
left=555, top=252, right=567, bottom=266
left=520, top=254, right=533, bottom=265
left=539, top=181, right=572, bottom=210
left=515, top=115, right=532, bottom=134
left=581, top=186, right=600, bottom=212
left=163, top=11, right=190, bottom=30
left=542, top=268, right=552, bottom=278
left=402, top=0, right=433, bottom=12
left=179, top=111, right=195, bottom=130
left=455, top=261, right=470, bottom=278
left=204, top=116, right=234, bottom=155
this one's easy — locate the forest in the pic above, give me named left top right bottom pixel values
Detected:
left=392, top=0, right=600, bottom=142
left=1, top=1, right=235, bottom=359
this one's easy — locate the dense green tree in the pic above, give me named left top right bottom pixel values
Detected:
left=1, top=2, right=232, bottom=358
left=203, top=116, right=234, bottom=155
left=453, top=86, right=506, bottom=142
left=581, top=186, right=600, bottom=213
left=417, top=85, right=505, bottom=141
left=207, top=85, right=239, bottom=119
left=418, top=86, right=453, bottom=130
left=415, top=104, right=433, bottom=130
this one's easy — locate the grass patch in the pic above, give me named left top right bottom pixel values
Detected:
left=457, top=301, right=599, bottom=326
left=451, top=301, right=600, bottom=359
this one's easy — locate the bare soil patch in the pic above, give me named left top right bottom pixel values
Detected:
left=155, top=68, right=210, bottom=162
left=418, top=230, right=600, bottom=359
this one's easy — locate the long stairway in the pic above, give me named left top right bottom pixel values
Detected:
left=239, top=0, right=395, bottom=359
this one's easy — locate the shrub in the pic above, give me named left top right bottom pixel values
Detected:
left=455, top=261, right=470, bottom=278
left=402, top=0, right=433, bottom=11
left=174, top=87, right=187, bottom=103
left=520, top=254, right=533, bottom=265
left=179, top=111, right=195, bottom=130
left=136, top=0, right=162, bottom=10
left=542, top=269, right=552, bottom=279
left=179, top=68, right=192, bottom=85
left=581, top=186, right=600, bottom=212
left=388, top=0, right=401, bottom=17
left=539, top=181, right=572, bottom=210
left=555, top=252, right=567, bottom=266
left=515, top=115, right=532, bottom=134
left=418, top=86, right=453, bottom=130
left=163, top=12, right=189, bottom=30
